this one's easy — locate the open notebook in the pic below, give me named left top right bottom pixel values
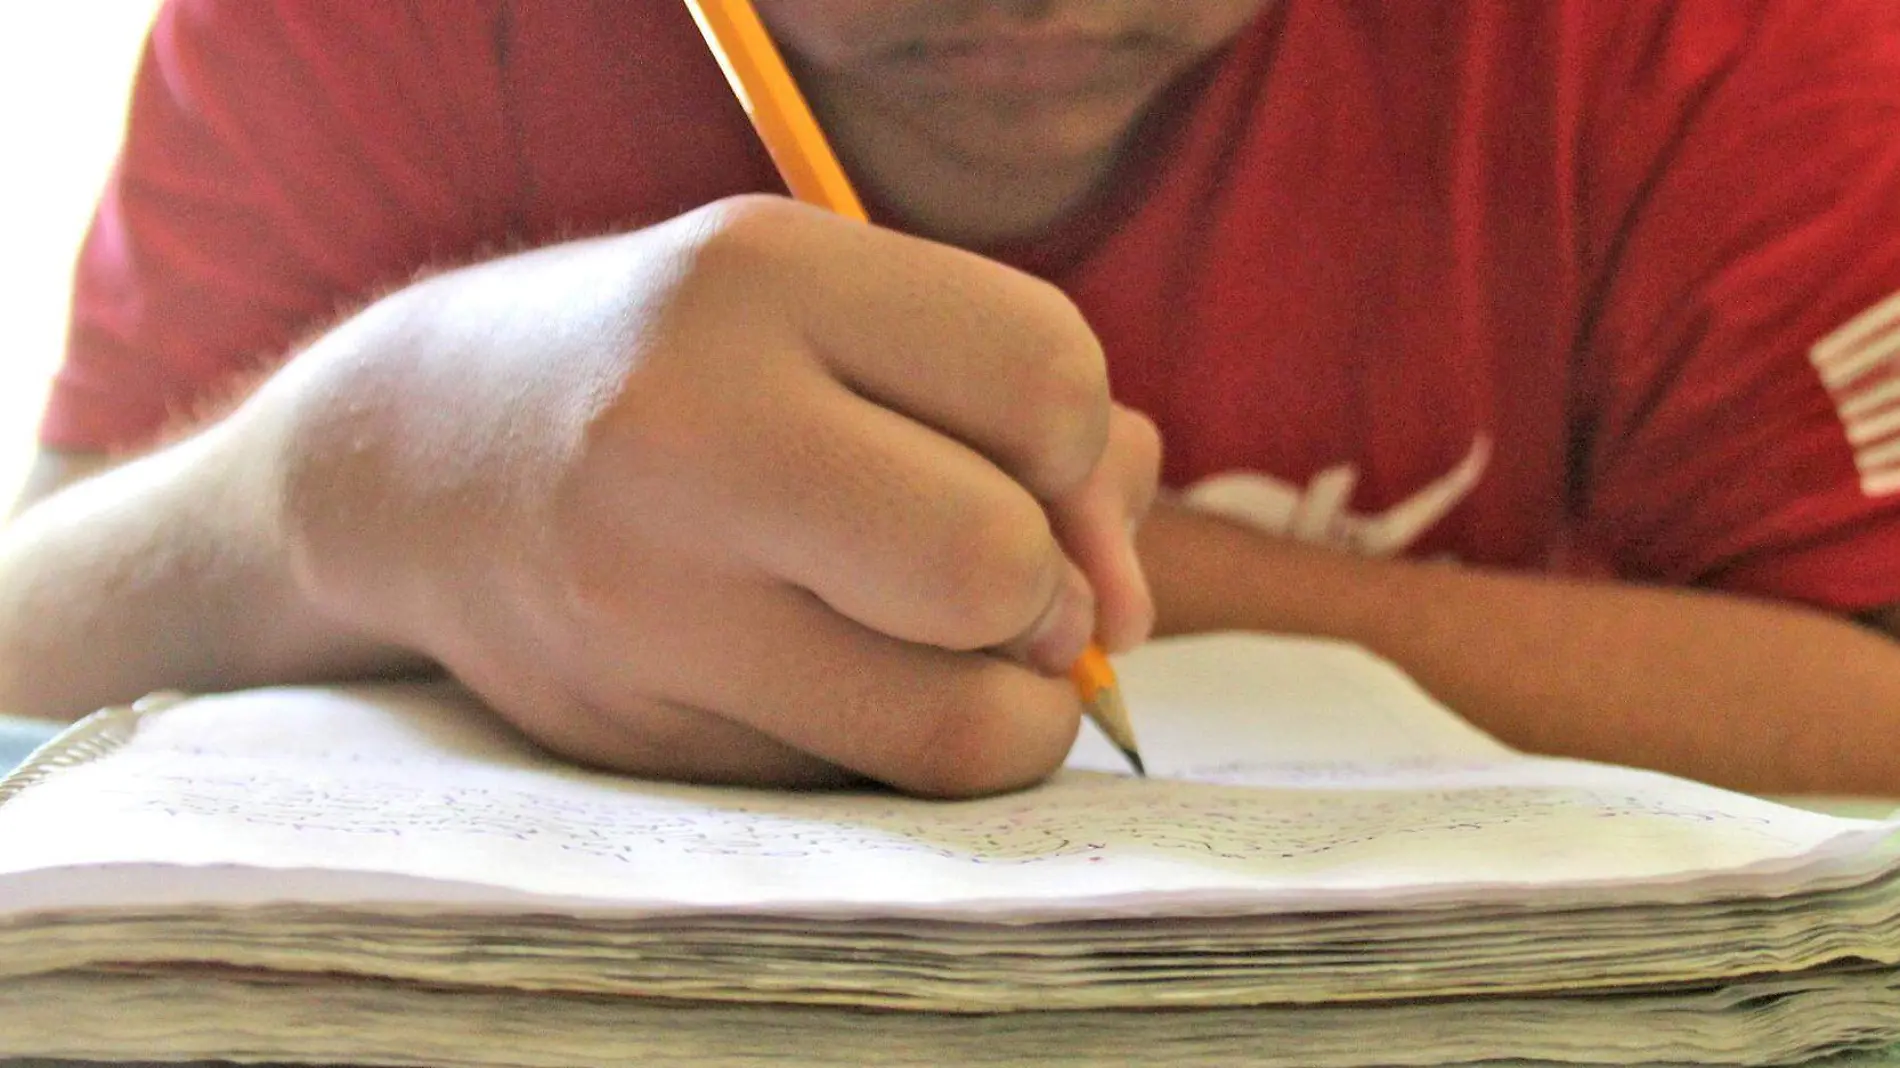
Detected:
left=4, top=632, right=1900, bottom=1067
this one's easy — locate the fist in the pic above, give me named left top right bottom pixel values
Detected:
left=280, top=196, right=1159, bottom=796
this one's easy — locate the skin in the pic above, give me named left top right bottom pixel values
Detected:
left=0, top=200, right=1162, bottom=798
left=7, top=0, right=1900, bottom=797
left=755, top=0, right=1269, bottom=244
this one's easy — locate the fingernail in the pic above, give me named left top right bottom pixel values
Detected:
left=1025, top=570, right=1095, bottom=677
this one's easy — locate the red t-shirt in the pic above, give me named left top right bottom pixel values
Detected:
left=43, top=0, right=1900, bottom=612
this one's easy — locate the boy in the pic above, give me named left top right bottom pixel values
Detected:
left=5, top=0, right=1900, bottom=796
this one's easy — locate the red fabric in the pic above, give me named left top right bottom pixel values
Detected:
left=43, top=0, right=1900, bottom=611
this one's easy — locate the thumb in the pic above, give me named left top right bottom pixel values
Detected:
left=1046, top=405, right=1161, bottom=654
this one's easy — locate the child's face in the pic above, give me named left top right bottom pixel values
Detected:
left=757, top=1, right=1270, bottom=168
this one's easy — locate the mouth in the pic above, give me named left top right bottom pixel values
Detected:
left=888, top=30, right=1162, bottom=97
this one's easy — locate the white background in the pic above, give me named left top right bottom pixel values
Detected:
left=0, top=2, right=159, bottom=503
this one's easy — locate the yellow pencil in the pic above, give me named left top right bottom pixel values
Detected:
left=682, top=0, right=1145, bottom=776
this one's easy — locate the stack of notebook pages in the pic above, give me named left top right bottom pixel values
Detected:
left=3, top=633, right=1899, bottom=1067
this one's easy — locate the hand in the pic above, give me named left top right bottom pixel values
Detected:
left=272, top=196, right=1158, bottom=796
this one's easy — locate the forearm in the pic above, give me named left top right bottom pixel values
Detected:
left=0, top=403, right=424, bottom=721
left=0, top=224, right=742, bottom=726
left=1140, top=506, right=1900, bottom=796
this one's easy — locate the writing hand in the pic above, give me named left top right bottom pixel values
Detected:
left=275, top=196, right=1157, bottom=796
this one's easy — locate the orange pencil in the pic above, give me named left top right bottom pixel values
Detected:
left=682, top=0, right=1145, bottom=776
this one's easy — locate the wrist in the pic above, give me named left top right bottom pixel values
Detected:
left=261, top=273, right=583, bottom=667
left=196, top=376, right=416, bottom=677
left=259, top=306, right=448, bottom=654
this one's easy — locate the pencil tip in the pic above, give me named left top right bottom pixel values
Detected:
left=1121, top=747, right=1146, bottom=778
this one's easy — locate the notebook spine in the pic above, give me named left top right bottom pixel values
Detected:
left=0, top=692, right=187, bottom=808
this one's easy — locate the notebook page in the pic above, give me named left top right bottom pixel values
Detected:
left=0, top=635, right=1894, bottom=921
left=1067, top=634, right=1511, bottom=775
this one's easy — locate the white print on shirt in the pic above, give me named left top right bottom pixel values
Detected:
left=1178, top=435, right=1492, bottom=557
left=1810, top=289, right=1900, bottom=498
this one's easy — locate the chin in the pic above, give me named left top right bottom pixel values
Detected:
left=924, top=94, right=1151, bottom=170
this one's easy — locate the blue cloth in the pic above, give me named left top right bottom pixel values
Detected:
left=0, top=715, right=61, bottom=774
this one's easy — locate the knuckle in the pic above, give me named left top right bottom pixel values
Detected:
left=921, top=494, right=1060, bottom=649
left=901, top=702, right=1032, bottom=799
left=530, top=696, right=691, bottom=779
left=603, top=705, right=704, bottom=773
left=1113, top=407, right=1166, bottom=506
left=904, top=718, right=1014, bottom=798
left=896, top=674, right=1076, bottom=799
left=487, top=686, right=620, bottom=766
left=1005, top=286, right=1112, bottom=492
left=680, top=194, right=810, bottom=275
left=1116, top=406, right=1164, bottom=472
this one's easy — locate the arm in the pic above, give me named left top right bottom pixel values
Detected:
left=5, top=6, right=1155, bottom=794
left=0, top=201, right=1156, bottom=797
left=1141, top=503, right=1900, bottom=797
left=0, top=440, right=428, bottom=721
left=1, top=0, right=530, bottom=719
left=1165, top=0, right=1898, bottom=796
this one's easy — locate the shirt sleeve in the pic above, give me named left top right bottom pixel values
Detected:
left=1575, top=0, right=1900, bottom=614
left=42, top=0, right=515, bottom=453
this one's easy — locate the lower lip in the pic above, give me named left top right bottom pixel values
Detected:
left=903, top=37, right=1143, bottom=95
